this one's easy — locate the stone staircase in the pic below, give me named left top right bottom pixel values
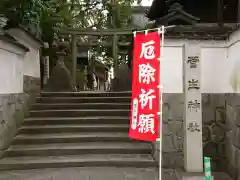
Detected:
left=0, top=91, right=157, bottom=173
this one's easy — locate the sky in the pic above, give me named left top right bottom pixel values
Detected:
left=141, top=0, right=153, bottom=6
left=133, top=0, right=153, bottom=6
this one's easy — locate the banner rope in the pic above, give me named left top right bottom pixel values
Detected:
left=133, top=25, right=176, bottom=34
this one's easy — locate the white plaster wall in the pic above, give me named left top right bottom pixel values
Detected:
left=201, top=47, right=229, bottom=93
left=161, top=46, right=183, bottom=93
left=161, top=34, right=240, bottom=93
left=7, top=29, right=41, bottom=78
left=22, top=45, right=40, bottom=78
left=227, top=30, right=240, bottom=93
left=200, top=30, right=240, bottom=93
left=0, top=41, right=25, bottom=93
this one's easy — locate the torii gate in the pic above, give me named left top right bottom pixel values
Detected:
left=60, top=27, right=137, bottom=87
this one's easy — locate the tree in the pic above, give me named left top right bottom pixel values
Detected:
left=0, top=0, right=143, bottom=66
left=1, top=0, right=142, bottom=37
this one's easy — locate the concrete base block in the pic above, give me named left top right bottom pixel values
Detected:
left=176, top=170, right=233, bottom=180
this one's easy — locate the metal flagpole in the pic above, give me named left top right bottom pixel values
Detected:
left=159, top=91, right=163, bottom=180
left=159, top=25, right=164, bottom=180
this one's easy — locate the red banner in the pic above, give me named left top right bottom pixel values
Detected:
left=129, top=32, right=161, bottom=142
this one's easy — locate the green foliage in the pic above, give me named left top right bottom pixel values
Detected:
left=1, top=0, right=143, bottom=38
left=0, top=0, right=143, bottom=65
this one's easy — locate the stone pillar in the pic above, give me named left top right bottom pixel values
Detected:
left=43, top=43, right=49, bottom=85
left=183, top=42, right=203, bottom=172
left=71, top=34, right=77, bottom=86
left=43, top=56, right=49, bottom=85
left=83, top=65, right=88, bottom=90
left=112, top=34, right=118, bottom=77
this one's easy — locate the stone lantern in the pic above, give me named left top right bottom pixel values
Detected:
left=131, top=6, right=151, bottom=28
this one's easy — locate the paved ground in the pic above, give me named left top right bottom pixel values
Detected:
left=0, top=167, right=233, bottom=180
left=0, top=167, right=160, bottom=180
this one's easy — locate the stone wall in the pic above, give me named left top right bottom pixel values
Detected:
left=0, top=75, right=40, bottom=157
left=152, top=94, right=184, bottom=169
left=152, top=93, right=227, bottom=173
left=202, top=94, right=226, bottom=172
left=23, top=75, right=41, bottom=117
left=224, top=94, right=240, bottom=180
left=202, top=93, right=240, bottom=180
left=0, top=93, right=27, bottom=156
left=24, top=75, right=41, bottom=97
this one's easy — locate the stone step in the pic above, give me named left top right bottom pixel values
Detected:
left=41, top=91, right=132, bottom=97
left=31, top=103, right=131, bottom=110
left=19, top=124, right=129, bottom=134
left=0, top=167, right=158, bottom=180
left=28, top=109, right=130, bottom=117
left=0, top=154, right=157, bottom=171
left=13, top=132, right=134, bottom=145
left=23, top=116, right=129, bottom=125
left=36, top=96, right=131, bottom=104
left=7, top=142, right=151, bottom=157
left=212, top=172, right=233, bottom=180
